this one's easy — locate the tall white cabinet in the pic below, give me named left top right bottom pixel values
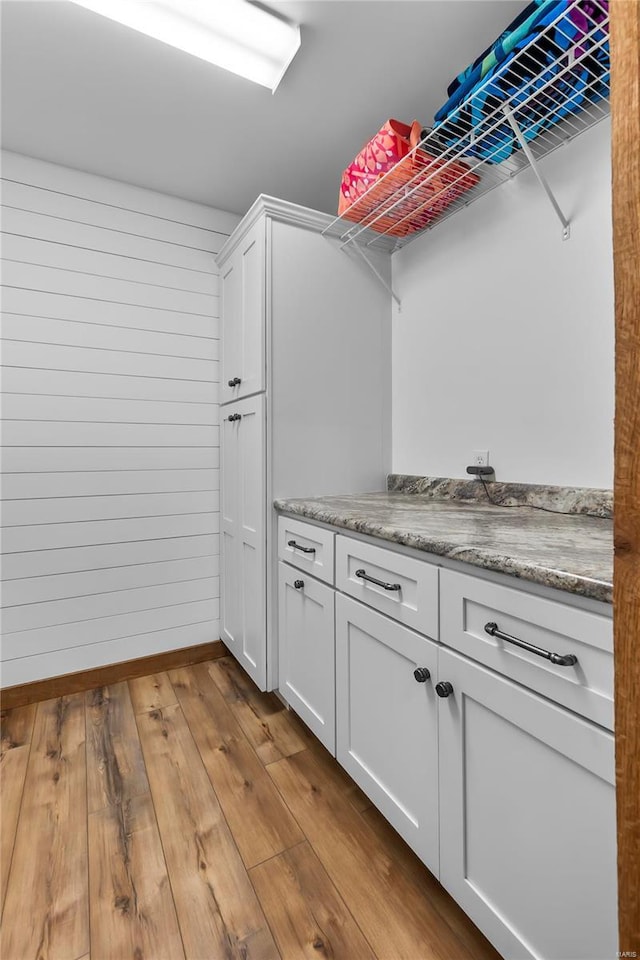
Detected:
left=221, top=393, right=265, bottom=680
left=217, top=197, right=391, bottom=689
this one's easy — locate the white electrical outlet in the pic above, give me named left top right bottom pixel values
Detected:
left=472, top=450, right=490, bottom=467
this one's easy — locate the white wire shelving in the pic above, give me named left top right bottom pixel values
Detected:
left=323, top=0, right=610, bottom=299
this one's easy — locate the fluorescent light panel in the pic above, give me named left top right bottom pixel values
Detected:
left=70, top=0, right=301, bottom=91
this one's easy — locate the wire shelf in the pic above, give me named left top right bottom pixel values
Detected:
left=323, top=0, right=610, bottom=254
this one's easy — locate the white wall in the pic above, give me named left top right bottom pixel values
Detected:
left=0, top=151, right=238, bottom=685
left=392, top=120, right=614, bottom=489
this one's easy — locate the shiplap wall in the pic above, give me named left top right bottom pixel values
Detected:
left=0, top=150, right=239, bottom=685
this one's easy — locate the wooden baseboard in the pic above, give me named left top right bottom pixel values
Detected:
left=0, top=640, right=228, bottom=710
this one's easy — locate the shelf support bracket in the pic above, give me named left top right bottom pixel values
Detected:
left=502, top=107, right=571, bottom=240
left=350, top=241, right=401, bottom=308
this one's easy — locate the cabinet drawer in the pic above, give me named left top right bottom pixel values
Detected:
left=440, top=569, right=613, bottom=729
left=278, top=517, right=334, bottom=584
left=336, top=536, right=438, bottom=639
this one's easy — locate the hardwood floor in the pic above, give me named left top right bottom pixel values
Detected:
left=0, top=656, right=501, bottom=960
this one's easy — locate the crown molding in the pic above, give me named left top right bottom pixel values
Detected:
left=216, top=195, right=334, bottom=264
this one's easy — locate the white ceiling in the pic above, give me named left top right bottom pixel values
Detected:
left=0, top=0, right=522, bottom=216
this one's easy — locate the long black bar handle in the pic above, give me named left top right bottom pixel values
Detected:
left=227, top=377, right=242, bottom=387
left=484, top=622, right=578, bottom=667
left=355, top=568, right=401, bottom=592
left=287, top=540, right=316, bottom=554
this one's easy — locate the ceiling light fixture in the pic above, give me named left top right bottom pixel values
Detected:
left=69, top=0, right=301, bottom=92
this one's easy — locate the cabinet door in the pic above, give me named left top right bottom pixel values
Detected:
left=438, top=647, right=618, bottom=960
left=220, top=253, right=241, bottom=405
left=335, top=593, right=439, bottom=875
left=221, top=406, right=241, bottom=658
left=220, top=219, right=265, bottom=403
left=278, top=562, right=335, bottom=753
left=221, top=394, right=267, bottom=689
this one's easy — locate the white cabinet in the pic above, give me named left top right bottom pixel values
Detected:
left=437, top=645, right=618, bottom=960
left=218, top=197, right=391, bottom=690
left=278, top=560, right=335, bottom=752
left=221, top=393, right=266, bottom=687
left=220, top=217, right=265, bottom=404
left=335, top=592, right=440, bottom=875
left=288, top=524, right=617, bottom=960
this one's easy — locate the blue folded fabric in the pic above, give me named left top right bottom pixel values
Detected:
left=433, top=0, right=609, bottom=164
left=435, top=0, right=565, bottom=124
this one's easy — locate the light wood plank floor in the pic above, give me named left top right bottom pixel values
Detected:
left=1, top=656, right=502, bottom=960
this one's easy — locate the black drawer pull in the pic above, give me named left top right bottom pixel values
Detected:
left=294, top=580, right=304, bottom=590
left=414, top=667, right=431, bottom=683
left=227, top=377, right=241, bottom=387
left=355, top=568, right=401, bottom=592
left=484, top=622, right=578, bottom=667
left=226, top=413, right=242, bottom=422
left=435, top=681, right=453, bottom=698
left=287, top=540, right=316, bottom=554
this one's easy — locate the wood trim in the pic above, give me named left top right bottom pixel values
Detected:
left=0, top=640, right=227, bottom=710
left=611, top=0, right=640, bottom=951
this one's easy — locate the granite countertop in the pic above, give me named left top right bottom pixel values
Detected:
left=274, top=488, right=613, bottom=603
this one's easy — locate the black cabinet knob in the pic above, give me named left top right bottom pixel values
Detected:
left=294, top=580, right=304, bottom=589
left=413, top=667, right=431, bottom=683
left=227, top=377, right=241, bottom=387
left=435, top=681, right=454, bottom=698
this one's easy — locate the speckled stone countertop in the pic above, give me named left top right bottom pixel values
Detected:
left=274, top=489, right=613, bottom=603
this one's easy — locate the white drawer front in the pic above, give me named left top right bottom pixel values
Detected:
left=440, top=569, right=613, bottom=729
left=278, top=516, right=335, bottom=584
left=336, top=536, right=438, bottom=639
